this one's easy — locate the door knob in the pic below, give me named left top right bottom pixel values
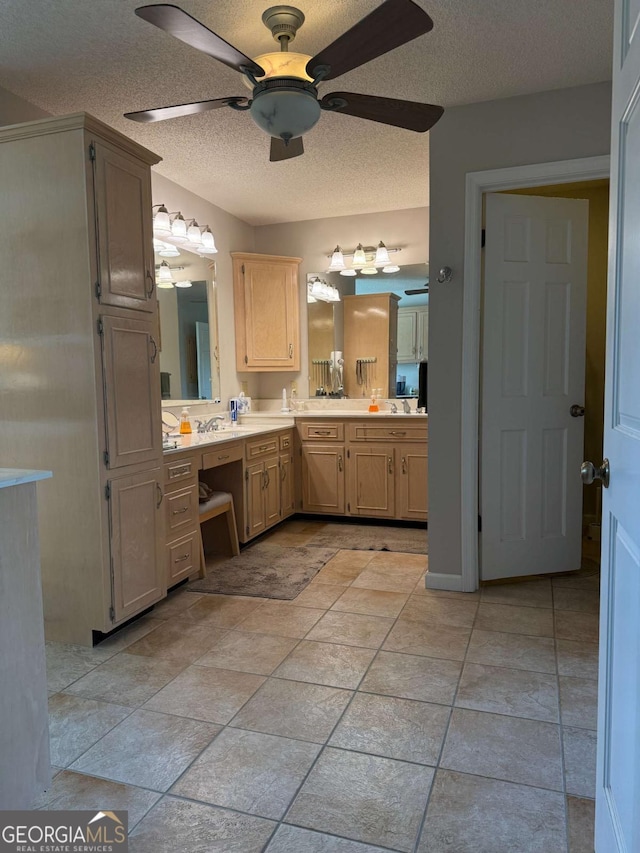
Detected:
left=581, top=459, right=610, bottom=488
left=570, top=405, right=586, bottom=417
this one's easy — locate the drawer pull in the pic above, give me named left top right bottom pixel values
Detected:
left=389, top=430, right=407, bottom=436
left=218, top=454, right=230, bottom=461
left=312, top=429, right=331, bottom=435
left=258, top=444, right=272, bottom=452
left=175, top=553, right=190, bottom=562
left=170, top=465, right=191, bottom=478
left=172, top=506, right=189, bottom=515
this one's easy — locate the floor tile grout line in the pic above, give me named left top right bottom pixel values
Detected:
left=412, top=594, right=480, bottom=853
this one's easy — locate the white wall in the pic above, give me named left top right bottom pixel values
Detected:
left=254, top=207, right=429, bottom=397
left=428, top=81, right=612, bottom=582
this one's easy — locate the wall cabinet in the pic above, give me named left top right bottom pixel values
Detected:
left=231, top=252, right=302, bottom=372
left=397, top=306, right=429, bottom=363
left=0, top=113, right=163, bottom=644
left=343, top=294, right=400, bottom=398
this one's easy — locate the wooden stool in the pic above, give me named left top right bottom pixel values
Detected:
left=198, top=491, right=240, bottom=578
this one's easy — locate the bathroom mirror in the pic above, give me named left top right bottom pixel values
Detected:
left=156, top=251, right=221, bottom=402
left=307, top=263, right=429, bottom=398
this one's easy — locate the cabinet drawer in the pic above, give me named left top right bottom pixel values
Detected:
left=164, top=456, right=197, bottom=484
left=165, top=483, right=198, bottom=535
left=246, top=436, right=279, bottom=460
left=280, top=432, right=293, bottom=451
left=202, top=441, right=243, bottom=470
left=299, top=422, right=345, bottom=441
left=167, top=531, right=198, bottom=586
left=349, top=423, right=427, bottom=442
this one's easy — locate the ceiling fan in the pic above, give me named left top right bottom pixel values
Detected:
left=404, top=283, right=429, bottom=295
left=125, top=0, right=444, bottom=162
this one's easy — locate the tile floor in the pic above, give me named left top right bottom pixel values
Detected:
left=38, top=523, right=599, bottom=853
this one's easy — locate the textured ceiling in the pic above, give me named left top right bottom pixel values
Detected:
left=0, top=1, right=612, bottom=225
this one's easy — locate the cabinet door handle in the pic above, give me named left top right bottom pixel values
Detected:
left=172, top=506, right=189, bottom=515
left=149, top=336, right=158, bottom=363
left=265, top=470, right=270, bottom=488
left=389, top=430, right=406, bottom=436
left=338, top=455, right=343, bottom=472
left=156, top=484, right=163, bottom=508
left=388, top=456, right=393, bottom=475
left=289, top=343, right=293, bottom=359
left=402, top=456, right=407, bottom=474
left=313, top=430, right=331, bottom=435
left=175, top=553, right=190, bottom=563
left=146, top=270, right=155, bottom=298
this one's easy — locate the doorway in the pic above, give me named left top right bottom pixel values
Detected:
left=460, top=155, right=610, bottom=592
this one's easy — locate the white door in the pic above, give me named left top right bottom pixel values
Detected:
left=481, top=193, right=589, bottom=580
left=595, top=2, right=640, bottom=849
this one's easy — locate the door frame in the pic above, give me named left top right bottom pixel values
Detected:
left=460, top=155, right=610, bottom=591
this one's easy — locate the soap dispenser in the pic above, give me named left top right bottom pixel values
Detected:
left=179, top=406, right=192, bottom=435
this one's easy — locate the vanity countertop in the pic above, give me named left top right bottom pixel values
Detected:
left=162, top=420, right=295, bottom=455
left=0, top=469, right=53, bottom=489
left=240, top=411, right=428, bottom=421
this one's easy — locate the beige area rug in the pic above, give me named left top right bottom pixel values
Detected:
left=188, top=543, right=338, bottom=599
left=306, top=523, right=428, bottom=555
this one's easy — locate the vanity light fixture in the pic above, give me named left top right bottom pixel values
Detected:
left=308, top=276, right=340, bottom=303
left=382, top=264, right=400, bottom=274
left=327, top=242, right=402, bottom=275
left=352, top=243, right=367, bottom=267
left=152, top=204, right=218, bottom=255
left=360, top=266, right=378, bottom=275
left=156, top=260, right=174, bottom=287
left=374, top=241, right=390, bottom=265
left=174, top=279, right=193, bottom=288
left=339, top=268, right=357, bottom=277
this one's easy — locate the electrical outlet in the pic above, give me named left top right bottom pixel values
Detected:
left=290, top=381, right=297, bottom=395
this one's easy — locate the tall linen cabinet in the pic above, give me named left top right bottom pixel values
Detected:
left=0, top=113, right=164, bottom=645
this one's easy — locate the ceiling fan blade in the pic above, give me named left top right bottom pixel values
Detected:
left=125, top=96, right=248, bottom=123
left=270, top=136, right=304, bottom=162
left=135, top=4, right=265, bottom=76
left=405, top=287, right=430, bottom=295
left=321, top=92, right=443, bottom=132
left=306, top=0, right=432, bottom=81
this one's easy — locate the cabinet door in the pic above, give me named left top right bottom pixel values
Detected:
left=109, top=467, right=165, bottom=624
left=101, top=315, right=162, bottom=469
left=301, top=444, right=345, bottom=514
left=264, top=455, right=281, bottom=528
left=237, top=259, right=300, bottom=371
left=398, top=448, right=428, bottom=521
left=245, top=461, right=266, bottom=539
left=397, top=310, right=418, bottom=362
left=92, top=141, right=155, bottom=312
left=417, top=307, right=429, bottom=361
left=348, top=444, right=395, bottom=518
left=280, top=452, right=294, bottom=518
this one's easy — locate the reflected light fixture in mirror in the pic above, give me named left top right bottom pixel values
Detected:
left=327, top=242, right=402, bottom=276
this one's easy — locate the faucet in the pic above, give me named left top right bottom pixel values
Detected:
left=196, top=415, right=225, bottom=433
left=402, top=399, right=411, bottom=414
left=389, top=402, right=398, bottom=414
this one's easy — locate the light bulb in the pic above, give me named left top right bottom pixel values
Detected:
left=374, top=241, right=390, bottom=265
left=352, top=243, right=366, bottom=267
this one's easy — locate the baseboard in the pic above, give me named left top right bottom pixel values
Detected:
left=425, top=572, right=464, bottom=592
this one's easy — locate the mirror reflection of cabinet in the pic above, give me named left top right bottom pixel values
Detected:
left=157, top=255, right=220, bottom=401
left=398, top=306, right=428, bottom=363
left=343, top=293, right=399, bottom=399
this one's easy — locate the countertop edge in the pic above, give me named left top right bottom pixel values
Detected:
left=0, top=469, right=53, bottom=489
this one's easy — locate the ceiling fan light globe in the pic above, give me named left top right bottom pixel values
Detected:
left=250, top=86, right=321, bottom=140
left=241, top=52, right=314, bottom=90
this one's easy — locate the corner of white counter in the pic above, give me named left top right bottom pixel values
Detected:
left=0, top=468, right=52, bottom=489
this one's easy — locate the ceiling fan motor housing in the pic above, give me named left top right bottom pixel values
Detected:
left=250, top=77, right=321, bottom=141
left=261, top=6, right=306, bottom=45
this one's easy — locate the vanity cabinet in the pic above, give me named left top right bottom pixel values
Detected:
left=397, top=306, right=429, bottom=363
left=299, top=422, right=346, bottom=514
left=232, top=252, right=302, bottom=372
left=348, top=443, right=396, bottom=517
left=0, top=113, right=163, bottom=644
left=163, top=452, right=200, bottom=588
left=241, top=430, right=295, bottom=541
